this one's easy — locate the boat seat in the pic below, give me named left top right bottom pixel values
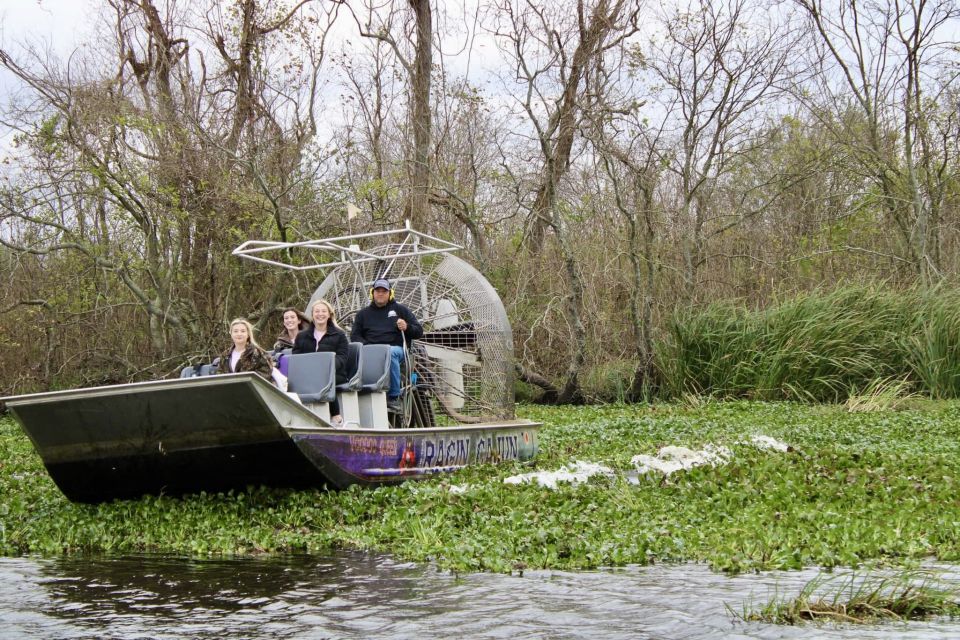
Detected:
left=356, top=344, right=391, bottom=429
left=336, top=342, right=364, bottom=427
left=287, top=352, right=337, bottom=402
left=287, top=352, right=337, bottom=423
left=277, top=353, right=290, bottom=377
left=180, top=366, right=196, bottom=378
left=198, top=363, right=217, bottom=376
left=359, top=344, right=391, bottom=392
left=337, top=342, right=363, bottom=392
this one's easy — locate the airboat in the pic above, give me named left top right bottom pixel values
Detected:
left=2, top=224, right=539, bottom=503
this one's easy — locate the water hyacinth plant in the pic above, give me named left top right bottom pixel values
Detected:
left=4, top=400, right=960, bottom=581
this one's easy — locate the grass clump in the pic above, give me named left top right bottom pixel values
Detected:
left=737, top=570, right=960, bottom=625
left=844, top=376, right=918, bottom=412
left=657, top=286, right=960, bottom=403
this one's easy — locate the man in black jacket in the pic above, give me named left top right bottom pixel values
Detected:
left=350, top=278, right=423, bottom=410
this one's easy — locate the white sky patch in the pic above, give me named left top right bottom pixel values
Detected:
left=504, top=460, right=615, bottom=489
left=0, top=0, right=97, bottom=98
left=0, top=0, right=99, bottom=162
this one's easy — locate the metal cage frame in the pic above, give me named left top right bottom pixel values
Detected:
left=234, top=224, right=515, bottom=426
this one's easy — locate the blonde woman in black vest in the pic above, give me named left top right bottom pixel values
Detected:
left=292, top=299, right=349, bottom=424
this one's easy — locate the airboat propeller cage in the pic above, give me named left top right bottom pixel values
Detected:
left=233, top=223, right=516, bottom=422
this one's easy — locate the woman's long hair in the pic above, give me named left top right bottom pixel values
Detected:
left=308, top=299, right=340, bottom=329
left=229, top=317, right=263, bottom=350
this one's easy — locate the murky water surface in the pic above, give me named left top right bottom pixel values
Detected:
left=1, top=553, right=959, bottom=639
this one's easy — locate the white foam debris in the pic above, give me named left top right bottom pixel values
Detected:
left=631, top=444, right=732, bottom=476
left=504, top=461, right=615, bottom=489
left=504, top=437, right=792, bottom=487
left=747, top=435, right=790, bottom=452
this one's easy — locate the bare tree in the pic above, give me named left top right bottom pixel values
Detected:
left=491, top=0, right=641, bottom=402
left=795, top=0, right=960, bottom=283
left=643, top=0, right=793, bottom=298
left=492, top=0, right=641, bottom=250
left=587, top=108, right=666, bottom=399
left=335, top=38, right=405, bottom=219
left=347, top=0, right=433, bottom=229
left=0, top=0, right=338, bottom=376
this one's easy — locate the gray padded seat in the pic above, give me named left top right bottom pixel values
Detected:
left=359, top=344, right=391, bottom=392
left=198, top=363, right=217, bottom=376
left=179, top=366, right=196, bottom=378
left=337, top=342, right=363, bottom=392
left=287, top=351, right=337, bottom=403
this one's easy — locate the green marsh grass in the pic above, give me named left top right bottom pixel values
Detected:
left=658, top=286, right=960, bottom=403
left=844, top=376, right=918, bottom=412
left=736, top=570, right=960, bottom=625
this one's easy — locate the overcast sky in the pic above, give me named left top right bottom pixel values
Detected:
left=0, top=0, right=99, bottom=152
left=0, top=0, right=517, bottom=156
left=0, top=0, right=94, bottom=61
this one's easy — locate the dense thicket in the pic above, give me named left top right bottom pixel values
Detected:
left=1, top=0, right=958, bottom=401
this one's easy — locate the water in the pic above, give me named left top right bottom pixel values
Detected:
left=1, top=553, right=959, bottom=639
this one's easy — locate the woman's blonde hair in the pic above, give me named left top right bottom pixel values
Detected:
left=307, top=298, right=339, bottom=328
left=229, top=317, right=262, bottom=349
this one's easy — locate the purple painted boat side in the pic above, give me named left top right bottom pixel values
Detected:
left=288, top=423, right=539, bottom=488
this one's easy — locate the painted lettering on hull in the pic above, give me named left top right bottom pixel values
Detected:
left=422, top=436, right=470, bottom=467
left=351, top=432, right=527, bottom=472
left=415, top=433, right=523, bottom=468
left=349, top=435, right=400, bottom=457
left=475, top=434, right=520, bottom=464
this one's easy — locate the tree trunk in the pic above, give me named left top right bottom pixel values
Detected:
left=526, top=0, right=619, bottom=251
left=407, top=0, right=432, bottom=229
left=515, top=362, right=559, bottom=404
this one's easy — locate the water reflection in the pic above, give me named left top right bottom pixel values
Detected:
left=42, top=554, right=346, bottom=615
left=1, top=554, right=960, bottom=639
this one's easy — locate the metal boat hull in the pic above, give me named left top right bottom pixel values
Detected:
left=2, top=373, right=539, bottom=502
left=3, top=374, right=332, bottom=502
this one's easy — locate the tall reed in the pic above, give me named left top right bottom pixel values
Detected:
left=657, top=286, right=960, bottom=402
left=904, top=289, right=960, bottom=399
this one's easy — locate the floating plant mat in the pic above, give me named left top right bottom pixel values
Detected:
left=5, top=400, right=960, bottom=577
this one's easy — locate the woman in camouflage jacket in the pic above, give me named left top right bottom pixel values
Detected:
left=217, top=318, right=273, bottom=383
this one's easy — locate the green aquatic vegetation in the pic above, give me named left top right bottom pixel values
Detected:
left=736, top=570, right=960, bottom=625
left=5, top=401, right=960, bottom=576
left=657, top=286, right=960, bottom=402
